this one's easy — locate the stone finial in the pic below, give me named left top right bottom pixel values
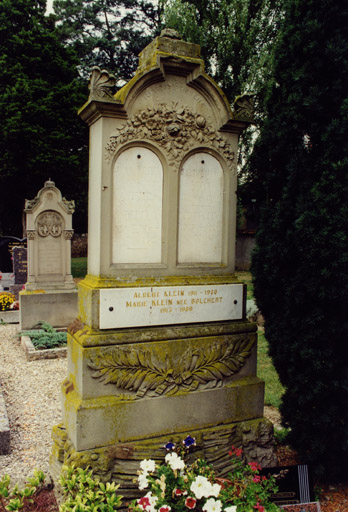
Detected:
left=160, top=28, right=182, bottom=40
left=44, top=179, right=55, bottom=187
left=88, top=66, right=117, bottom=101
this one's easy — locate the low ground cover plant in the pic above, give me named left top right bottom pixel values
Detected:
left=20, top=322, right=67, bottom=350
left=59, top=465, right=122, bottom=512
left=0, top=469, right=45, bottom=511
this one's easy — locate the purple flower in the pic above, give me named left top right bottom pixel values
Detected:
left=164, top=441, right=176, bottom=451
left=183, top=436, right=196, bottom=448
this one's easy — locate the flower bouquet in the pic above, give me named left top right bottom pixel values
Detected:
left=0, top=292, right=16, bottom=311
left=131, top=437, right=280, bottom=512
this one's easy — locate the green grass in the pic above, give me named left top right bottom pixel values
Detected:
left=257, top=330, right=285, bottom=408
left=71, top=257, right=87, bottom=278
left=235, top=271, right=254, bottom=300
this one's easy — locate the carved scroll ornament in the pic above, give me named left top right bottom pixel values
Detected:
left=88, top=335, right=255, bottom=399
left=37, top=211, right=63, bottom=237
left=233, top=94, right=254, bottom=121
left=106, top=104, right=235, bottom=167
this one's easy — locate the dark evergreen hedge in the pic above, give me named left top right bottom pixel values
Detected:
left=250, top=0, right=348, bottom=480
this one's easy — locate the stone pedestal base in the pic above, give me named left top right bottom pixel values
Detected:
left=50, top=417, right=277, bottom=502
left=19, top=289, right=78, bottom=329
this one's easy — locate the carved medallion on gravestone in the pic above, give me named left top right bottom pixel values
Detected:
left=37, top=211, right=63, bottom=237
left=37, top=211, right=64, bottom=275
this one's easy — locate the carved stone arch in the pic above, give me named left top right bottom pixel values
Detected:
left=105, top=104, right=235, bottom=170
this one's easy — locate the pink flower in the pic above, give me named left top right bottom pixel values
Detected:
left=248, top=462, right=261, bottom=472
left=185, top=497, right=197, bottom=509
left=252, top=475, right=261, bottom=483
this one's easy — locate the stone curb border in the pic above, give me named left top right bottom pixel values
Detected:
left=0, top=310, right=19, bottom=324
left=21, top=335, right=67, bottom=361
left=0, top=385, right=10, bottom=455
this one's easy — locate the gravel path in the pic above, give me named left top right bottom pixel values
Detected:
left=0, top=324, right=66, bottom=484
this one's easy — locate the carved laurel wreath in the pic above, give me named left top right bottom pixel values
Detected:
left=88, top=336, right=254, bottom=399
left=105, top=103, right=235, bottom=167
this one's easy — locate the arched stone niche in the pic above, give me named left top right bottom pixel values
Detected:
left=112, top=146, right=163, bottom=264
left=178, top=152, right=224, bottom=264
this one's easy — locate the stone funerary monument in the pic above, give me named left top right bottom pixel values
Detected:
left=51, top=30, right=275, bottom=496
left=20, top=180, right=78, bottom=329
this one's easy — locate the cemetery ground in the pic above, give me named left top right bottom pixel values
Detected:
left=0, top=269, right=347, bottom=511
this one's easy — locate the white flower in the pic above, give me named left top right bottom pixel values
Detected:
left=224, top=507, right=237, bottom=512
left=140, top=459, right=156, bottom=474
left=210, top=483, right=221, bottom=498
left=190, top=475, right=212, bottom=499
left=138, top=473, right=149, bottom=490
left=165, top=452, right=185, bottom=471
left=203, top=498, right=222, bottom=512
left=145, top=492, right=158, bottom=512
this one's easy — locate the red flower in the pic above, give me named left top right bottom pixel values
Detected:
left=228, top=445, right=243, bottom=457
left=252, top=475, right=261, bottom=483
left=254, top=503, right=265, bottom=512
left=174, top=488, right=187, bottom=497
left=248, top=462, right=261, bottom=472
left=185, top=497, right=197, bottom=509
left=159, top=507, right=171, bottom=512
left=138, top=497, right=151, bottom=509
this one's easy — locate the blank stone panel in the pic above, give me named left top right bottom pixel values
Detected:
left=113, top=147, right=163, bottom=264
left=178, top=153, right=224, bottom=263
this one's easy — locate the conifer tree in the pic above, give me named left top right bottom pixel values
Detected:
left=251, top=0, right=348, bottom=479
left=0, top=0, right=88, bottom=235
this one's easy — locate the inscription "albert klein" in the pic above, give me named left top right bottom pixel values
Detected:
left=99, top=284, right=244, bottom=329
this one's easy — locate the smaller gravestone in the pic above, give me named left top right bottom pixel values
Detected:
left=0, top=237, right=26, bottom=291
left=9, top=246, right=27, bottom=299
left=20, top=180, right=78, bottom=329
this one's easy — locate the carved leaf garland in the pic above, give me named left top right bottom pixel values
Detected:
left=105, top=103, right=235, bottom=167
left=88, top=336, right=255, bottom=399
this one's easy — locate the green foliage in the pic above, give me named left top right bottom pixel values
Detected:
left=0, top=0, right=88, bottom=236
left=0, top=469, right=45, bottom=511
left=162, top=0, right=284, bottom=176
left=251, top=0, right=348, bottom=480
left=71, top=257, right=87, bottom=278
left=53, top=0, right=162, bottom=81
left=273, top=427, right=290, bottom=446
left=21, top=322, right=67, bottom=349
left=59, top=464, right=122, bottom=512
